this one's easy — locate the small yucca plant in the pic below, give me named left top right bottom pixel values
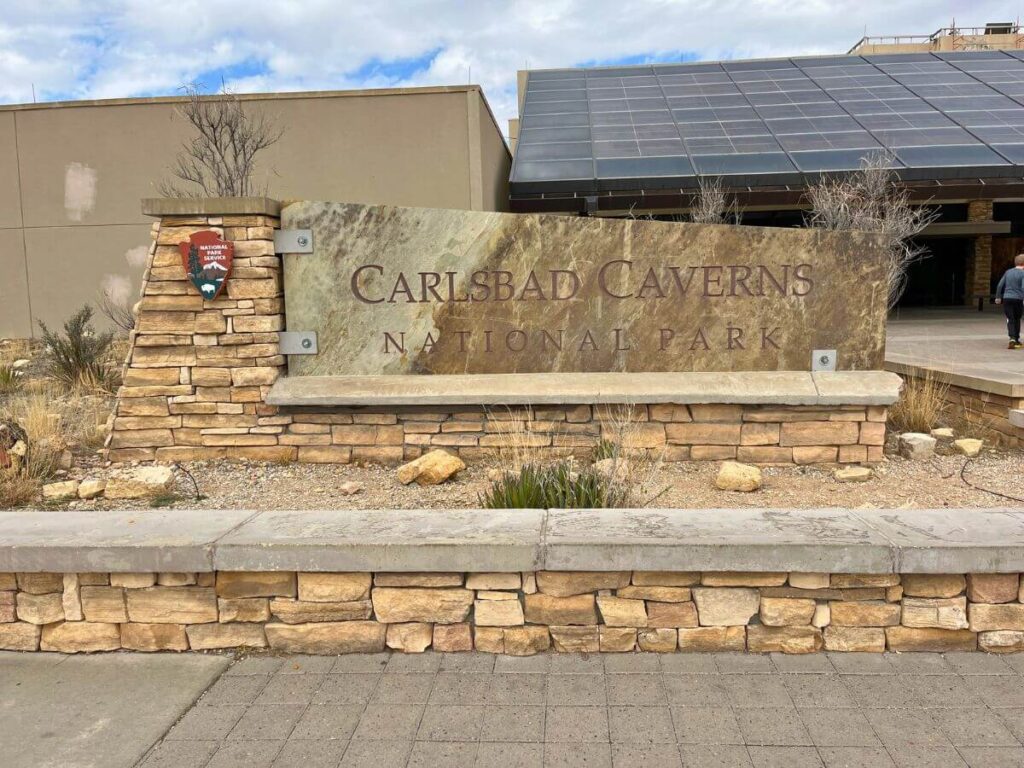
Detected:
left=38, top=305, right=118, bottom=393
left=480, top=462, right=623, bottom=509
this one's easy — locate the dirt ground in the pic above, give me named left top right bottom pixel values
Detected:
left=59, top=445, right=1024, bottom=511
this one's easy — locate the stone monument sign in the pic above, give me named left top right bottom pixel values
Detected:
left=282, top=202, right=889, bottom=377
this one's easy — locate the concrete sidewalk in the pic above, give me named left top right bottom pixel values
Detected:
left=0, top=651, right=228, bottom=768
left=137, top=650, right=1024, bottom=768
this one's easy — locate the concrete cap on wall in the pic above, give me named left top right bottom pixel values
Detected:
left=142, top=197, right=282, bottom=217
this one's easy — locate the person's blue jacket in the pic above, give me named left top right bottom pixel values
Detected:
left=996, top=268, right=1024, bottom=301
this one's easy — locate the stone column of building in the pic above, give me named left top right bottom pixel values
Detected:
left=105, top=199, right=289, bottom=463
left=966, top=199, right=995, bottom=305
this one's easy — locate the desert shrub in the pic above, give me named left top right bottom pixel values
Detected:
left=592, top=438, right=617, bottom=461
left=480, top=462, right=621, bottom=509
left=888, top=373, right=950, bottom=434
left=38, top=305, right=119, bottom=392
left=0, top=362, right=21, bottom=396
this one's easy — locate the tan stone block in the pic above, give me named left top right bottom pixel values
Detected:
left=117, top=397, right=171, bottom=417
left=126, top=587, right=218, bottom=624
left=187, top=623, right=267, bottom=650
left=830, top=574, right=899, bottom=588
left=80, top=586, right=128, bottom=623
left=61, top=574, right=83, bottom=622
left=736, top=446, right=793, bottom=464
left=665, top=423, right=741, bottom=445
left=691, top=445, right=737, bottom=461
left=297, top=445, right=352, bottom=463
left=740, top=423, right=780, bottom=446
left=859, top=422, right=886, bottom=446
left=0, top=574, right=16, bottom=591
left=702, top=572, right=787, bottom=587
left=760, top=597, right=816, bottom=627
left=616, top=585, right=691, bottom=602
left=637, top=627, right=677, bottom=652
left=692, top=588, right=759, bottom=626
left=132, top=347, right=197, bottom=368
left=433, top=623, right=473, bottom=652
left=792, top=446, right=838, bottom=464
left=600, top=626, right=637, bottom=652
left=689, top=404, right=743, bottom=423
left=466, top=573, right=521, bottom=591
left=0, top=592, right=15, bottom=623
left=265, top=621, right=385, bottom=653
left=900, top=574, right=966, bottom=598
left=109, top=573, right=156, bottom=588
left=297, top=573, right=371, bottom=602
left=631, top=571, right=700, bottom=587
left=829, top=601, right=901, bottom=627
left=109, top=429, right=175, bottom=449
left=837, top=444, right=868, bottom=463
left=969, top=603, right=1024, bottom=632
left=524, top=593, right=597, bottom=625
left=372, top=587, right=473, bottom=624
left=748, top=625, right=823, bottom=654
left=789, top=573, right=830, bottom=590
left=885, top=626, right=976, bottom=652
left=549, top=625, right=600, bottom=653
left=812, top=603, right=831, bottom=628
left=216, top=572, right=296, bottom=599
left=218, top=598, right=270, bottom=623
left=979, top=630, right=1024, bottom=653
left=824, top=626, right=885, bottom=652
left=17, top=592, right=63, bottom=624
left=887, top=585, right=904, bottom=603
left=474, top=599, right=524, bottom=627
left=902, top=597, right=969, bottom=630
left=780, top=422, right=859, bottom=446
left=597, top=596, right=647, bottom=627
left=270, top=598, right=372, bottom=623
left=120, top=623, right=188, bottom=651
left=123, top=368, right=183, bottom=387
left=648, top=404, right=691, bottom=423
left=232, top=315, right=283, bottom=333
left=0, top=622, right=40, bottom=650
left=230, top=367, right=279, bottom=387
left=536, top=571, right=630, bottom=597
left=967, top=574, right=1019, bottom=604
left=473, top=626, right=504, bottom=653
left=352, top=446, right=405, bottom=465
left=225, top=279, right=281, bottom=300
left=40, top=622, right=120, bottom=653
left=332, top=424, right=404, bottom=445
left=157, top=573, right=197, bottom=587
left=504, top=626, right=551, bottom=656
left=599, top=422, right=665, bottom=449
left=386, top=622, right=433, bottom=653
left=677, top=626, right=746, bottom=652
left=646, top=601, right=699, bottom=628
left=374, top=573, right=463, bottom=587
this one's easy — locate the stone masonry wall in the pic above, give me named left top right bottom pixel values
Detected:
left=106, top=207, right=889, bottom=466
left=2, top=570, right=1023, bottom=655
left=966, top=199, right=995, bottom=304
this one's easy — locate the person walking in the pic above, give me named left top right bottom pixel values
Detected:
left=995, top=253, right=1024, bottom=349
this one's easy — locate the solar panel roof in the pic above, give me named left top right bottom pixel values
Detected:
left=510, top=51, right=1024, bottom=195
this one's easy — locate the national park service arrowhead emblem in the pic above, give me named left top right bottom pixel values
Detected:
left=179, top=230, right=234, bottom=300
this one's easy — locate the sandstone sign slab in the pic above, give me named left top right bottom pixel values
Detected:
left=281, top=202, right=888, bottom=376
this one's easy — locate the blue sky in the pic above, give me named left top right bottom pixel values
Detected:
left=0, top=1, right=1001, bottom=136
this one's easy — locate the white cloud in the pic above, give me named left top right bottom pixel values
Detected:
left=0, top=0, right=1003, bottom=133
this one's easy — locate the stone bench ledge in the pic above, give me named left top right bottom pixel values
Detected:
left=1, top=507, right=1022, bottom=575
left=267, top=370, right=903, bottom=408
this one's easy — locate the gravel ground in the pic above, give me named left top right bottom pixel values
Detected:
left=63, top=445, right=1024, bottom=511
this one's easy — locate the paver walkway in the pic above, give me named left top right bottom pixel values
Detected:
left=137, top=651, right=1024, bottom=768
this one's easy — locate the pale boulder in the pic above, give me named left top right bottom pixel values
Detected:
left=339, top=481, right=363, bottom=495
left=396, top=449, right=465, bottom=485
left=104, top=466, right=175, bottom=499
left=549, top=626, right=600, bottom=653
left=953, top=438, right=983, bottom=458
left=898, top=433, right=936, bottom=460
left=592, top=457, right=629, bottom=483
left=77, top=479, right=106, bottom=499
left=714, top=461, right=761, bottom=492
left=834, top=466, right=872, bottom=483
left=42, top=480, right=79, bottom=501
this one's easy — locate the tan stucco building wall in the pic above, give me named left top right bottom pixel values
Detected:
left=0, top=86, right=510, bottom=338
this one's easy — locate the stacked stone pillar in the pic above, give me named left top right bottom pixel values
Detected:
left=966, top=199, right=995, bottom=305
left=106, top=199, right=290, bottom=463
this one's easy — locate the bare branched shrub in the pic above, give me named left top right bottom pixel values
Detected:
left=159, top=84, right=283, bottom=198
left=805, top=153, right=938, bottom=309
left=888, top=373, right=949, bottom=434
left=689, top=176, right=738, bottom=224
left=96, top=279, right=136, bottom=334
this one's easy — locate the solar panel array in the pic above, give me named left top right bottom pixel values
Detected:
left=510, top=50, right=1024, bottom=194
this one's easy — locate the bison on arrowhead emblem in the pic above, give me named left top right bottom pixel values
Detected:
left=179, top=230, right=234, bottom=299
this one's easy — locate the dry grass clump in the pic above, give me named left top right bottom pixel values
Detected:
left=888, top=373, right=949, bottom=434
left=483, top=404, right=666, bottom=508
